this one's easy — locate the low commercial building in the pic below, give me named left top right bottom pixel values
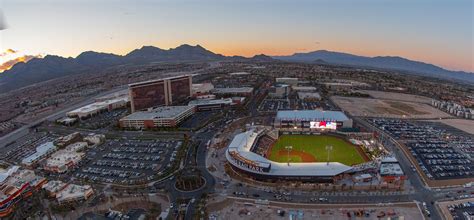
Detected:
left=43, top=181, right=94, bottom=204
left=0, top=166, right=47, bottom=217
left=276, top=77, right=298, bottom=86
left=292, top=86, right=317, bottom=92
left=21, top=142, right=57, bottom=167
left=231, top=97, right=246, bottom=104
left=297, top=92, right=321, bottom=101
left=83, top=134, right=105, bottom=146
left=379, top=156, right=406, bottom=183
left=54, top=132, right=83, bottom=148
left=66, top=96, right=128, bottom=119
left=192, top=83, right=214, bottom=96
left=44, top=142, right=88, bottom=173
left=119, top=105, right=195, bottom=129
left=212, top=87, right=254, bottom=96
left=229, top=72, right=251, bottom=76
left=323, top=81, right=369, bottom=92
left=268, top=84, right=290, bottom=98
left=195, top=94, right=216, bottom=100
left=56, top=117, right=78, bottom=126
left=188, top=98, right=234, bottom=111
left=42, top=180, right=68, bottom=197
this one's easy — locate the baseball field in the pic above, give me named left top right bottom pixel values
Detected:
left=267, top=135, right=367, bottom=166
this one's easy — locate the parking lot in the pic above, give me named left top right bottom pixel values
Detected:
left=76, top=109, right=128, bottom=130
left=180, top=110, right=220, bottom=130
left=369, top=119, right=474, bottom=180
left=0, top=132, right=58, bottom=163
left=258, top=99, right=290, bottom=112
left=291, top=99, right=321, bottom=110
left=448, top=200, right=474, bottom=219
left=75, top=138, right=184, bottom=185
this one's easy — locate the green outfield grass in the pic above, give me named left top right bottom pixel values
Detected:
left=268, top=135, right=366, bottom=166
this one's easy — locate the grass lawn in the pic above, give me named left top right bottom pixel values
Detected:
left=268, top=135, right=366, bottom=166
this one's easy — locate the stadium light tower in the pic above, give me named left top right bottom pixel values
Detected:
left=325, top=145, right=333, bottom=165
left=285, top=145, right=293, bottom=166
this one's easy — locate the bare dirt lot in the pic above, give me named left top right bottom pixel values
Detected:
left=208, top=198, right=424, bottom=220
left=357, top=90, right=433, bottom=104
left=427, top=119, right=474, bottom=135
left=331, top=96, right=452, bottom=119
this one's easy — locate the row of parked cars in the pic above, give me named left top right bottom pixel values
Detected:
left=369, top=119, right=474, bottom=180
left=93, top=160, right=159, bottom=170
left=448, top=201, right=474, bottom=219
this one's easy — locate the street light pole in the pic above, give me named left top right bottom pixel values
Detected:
left=325, top=145, right=333, bottom=165
left=285, top=145, right=293, bottom=166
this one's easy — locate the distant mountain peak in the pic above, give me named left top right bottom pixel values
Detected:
left=274, top=49, right=474, bottom=83
left=0, top=44, right=226, bottom=93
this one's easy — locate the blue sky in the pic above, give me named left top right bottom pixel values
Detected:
left=0, top=0, right=472, bottom=71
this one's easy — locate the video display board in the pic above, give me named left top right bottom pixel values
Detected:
left=310, top=121, right=337, bottom=129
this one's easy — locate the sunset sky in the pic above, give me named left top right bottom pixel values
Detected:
left=0, top=0, right=473, bottom=72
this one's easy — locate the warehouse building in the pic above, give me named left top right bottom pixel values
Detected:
left=66, top=96, right=128, bottom=119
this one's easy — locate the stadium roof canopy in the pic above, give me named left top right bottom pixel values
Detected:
left=276, top=110, right=349, bottom=121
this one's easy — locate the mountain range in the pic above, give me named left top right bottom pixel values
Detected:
left=273, top=50, right=474, bottom=83
left=1, top=45, right=473, bottom=93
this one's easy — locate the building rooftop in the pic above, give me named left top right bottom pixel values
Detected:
left=0, top=166, right=19, bottom=184
left=276, top=77, right=298, bottom=80
left=229, top=72, right=251, bottom=75
left=188, top=98, right=233, bottom=106
left=21, top=142, right=57, bottom=165
left=67, top=96, right=128, bottom=115
left=292, top=86, right=317, bottom=91
left=297, top=92, right=321, bottom=99
left=276, top=110, right=349, bottom=121
left=380, top=163, right=404, bottom=176
left=1, top=168, right=45, bottom=202
left=45, top=142, right=88, bottom=169
left=212, top=87, right=254, bottom=94
left=42, top=180, right=67, bottom=193
left=56, top=183, right=93, bottom=203
left=381, top=155, right=399, bottom=163
left=121, top=105, right=195, bottom=121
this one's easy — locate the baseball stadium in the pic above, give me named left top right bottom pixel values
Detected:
left=225, top=110, right=370, bottom=183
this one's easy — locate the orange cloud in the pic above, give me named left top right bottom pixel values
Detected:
left=0, top=48, right=18, bottom=56
left=0, top=55, right=42, bottom=72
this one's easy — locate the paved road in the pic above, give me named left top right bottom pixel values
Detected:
left=0, top=86, right=127, bottom=149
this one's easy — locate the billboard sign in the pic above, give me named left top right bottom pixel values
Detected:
left=310, top=121, right=337, bottom=129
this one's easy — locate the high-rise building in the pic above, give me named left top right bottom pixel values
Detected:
left=129, top=75, right=192, bottom=112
